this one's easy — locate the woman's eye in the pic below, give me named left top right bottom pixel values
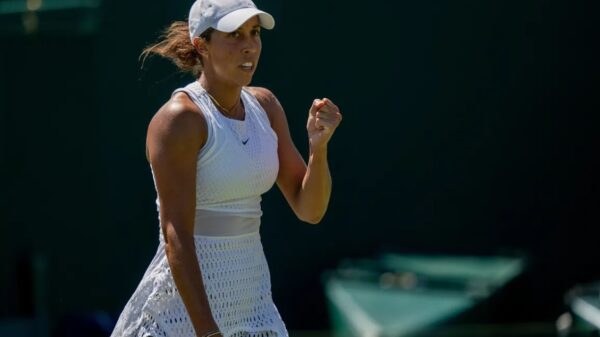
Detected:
left=229, top=31, right=240, bottom=38
left=252, top=30, right=261, bottom=36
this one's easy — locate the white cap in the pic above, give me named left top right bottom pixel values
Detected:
left=188, top=0, right=275, bottom=41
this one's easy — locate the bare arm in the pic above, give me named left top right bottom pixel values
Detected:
left=146, top=93, right=219, bottom=336
left=249, top=87, right=342, bottom=224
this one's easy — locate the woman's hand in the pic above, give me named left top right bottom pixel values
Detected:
left=307, top=98, right=342, bottom=151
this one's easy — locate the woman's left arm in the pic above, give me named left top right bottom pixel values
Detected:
left=249, top=87, right=342, bottom=224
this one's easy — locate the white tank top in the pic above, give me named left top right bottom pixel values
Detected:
left=152, top=81, right=279, bottom=236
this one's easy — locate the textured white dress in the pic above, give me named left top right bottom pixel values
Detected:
left=110, top=81, right=288, bottom=337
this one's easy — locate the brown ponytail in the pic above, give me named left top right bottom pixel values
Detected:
left=140, top=21, right=213, bottom=77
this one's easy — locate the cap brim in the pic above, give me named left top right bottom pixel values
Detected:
left=214, top=8, right=275, bottom=32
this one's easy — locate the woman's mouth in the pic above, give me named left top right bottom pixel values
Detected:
left=240, top=62, right=254, bottom=71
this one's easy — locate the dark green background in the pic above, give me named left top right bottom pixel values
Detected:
left=1, top=0, right=598, bottom=333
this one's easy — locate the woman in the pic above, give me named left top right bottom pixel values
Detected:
left=110, top=0, right=342, bottom=336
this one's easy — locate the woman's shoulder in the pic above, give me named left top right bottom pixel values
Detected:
left=246, top=86, right=278, bottom=106
left=245, top=86, right=284, bottom=124
left=147, top=92, right=208, bottom=148
left=154, top=92, right=206, bottom=128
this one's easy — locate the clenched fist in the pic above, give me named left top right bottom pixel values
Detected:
left=307, top=98, right=342, bottom=151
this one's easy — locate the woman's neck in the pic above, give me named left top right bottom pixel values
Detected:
left=198, top=75, right=243, bottom=113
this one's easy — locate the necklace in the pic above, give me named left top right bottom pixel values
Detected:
left=205, top=91, right=244, bottom=120
left=205, top=91, right=251, bottom=146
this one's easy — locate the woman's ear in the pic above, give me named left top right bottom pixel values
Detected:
left=193, top=37, right=209, bottom=58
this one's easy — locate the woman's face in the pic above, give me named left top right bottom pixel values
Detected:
left=201, top=16, right=262, bottom=87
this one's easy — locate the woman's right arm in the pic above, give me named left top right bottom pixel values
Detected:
left=146, top=93, right=220, bottom=337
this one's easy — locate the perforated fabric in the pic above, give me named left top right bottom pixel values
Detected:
left=110, top=82, right=288, bottom=337
left=111, top=232, right=287, bottom=337
left=155, top=81, right=279, bottom=218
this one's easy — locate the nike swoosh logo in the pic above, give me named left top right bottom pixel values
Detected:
left=242, top=138, right=249, bottom=145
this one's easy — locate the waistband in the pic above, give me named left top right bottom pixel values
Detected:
left=193, top=209, right=260, bottom=236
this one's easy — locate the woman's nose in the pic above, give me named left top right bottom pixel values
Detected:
left=242, top=37, right=259, bottom=54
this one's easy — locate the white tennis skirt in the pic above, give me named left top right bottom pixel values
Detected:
left=110, top=232, right=288, bottom=337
